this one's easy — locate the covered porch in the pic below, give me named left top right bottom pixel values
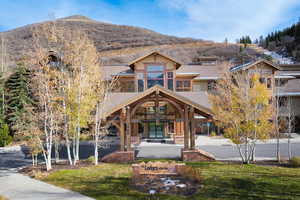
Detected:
left=102, top=85, right=216, bottom=162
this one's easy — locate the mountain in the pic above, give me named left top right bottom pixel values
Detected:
left=260, top=20, right=300, bottom=62
left=1, top=15, right=263, bottom=66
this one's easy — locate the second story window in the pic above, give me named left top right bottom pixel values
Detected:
left=176, top=80, right=191, bottom=92
left=208, top=80, right=217, bottom=91
left=267, top=78, right=272, bottom=89
left=137, top=73, right=144, bottom=92
left=259, top=77, right=272, bottom=89
left=120, top=80, right=135, bottom=92
left=147, top=65, right=164, bottom=88
left=279, top=96, right=287, bottom=107
left=167, top=72, right=174, bottom=90
left=275, top=79, right=288, bottom=87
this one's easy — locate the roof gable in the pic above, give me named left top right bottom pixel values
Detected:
left=230, top=59, right=280, bottom=72
left=128, top=51, right=182, bottom=68
left=104, top=85, right=212, bottom=118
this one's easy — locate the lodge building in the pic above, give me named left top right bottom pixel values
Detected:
left=100, top=51, right=300, bottom=162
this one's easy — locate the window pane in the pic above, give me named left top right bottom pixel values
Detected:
left=147, top=79, right=164, bottom=88
left=120, top=81, right=135, bottom=92
left=136, top=73, right=144, bottom=79
left=176, top=81, right=182, bottom=88
left=168, top=79, right=173, bottom=90
left=147, top=65, right=164, bottom=72
left=147, top=72, right=164, bottom=79
left=167, top=72, right=173, bottom=78
left=138, top=80, right=144, bottom=92
left=259, top=77, right=266, bottom=84
left=184, top=81, right=190, bottom=87
left=267, top=78, right=272, bottom=89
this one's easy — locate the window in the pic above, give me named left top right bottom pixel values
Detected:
left=176, top=80, right=191, bottom=91
left=136, top=72, right=144, bottom=92
left=267, top=78, right=272, bottom=89
left=207, top=80, right=217, bottom=91
left=147, top=65, right=164, bottom=71
left=120, top=80, right=135, bottom=92
left=168, top=121, right=174, bottom=133
left=138, top=80, right=144, bottom=92
left=259, top=77, right=266, bottom=84
left=279, top=97, right=287, bottom=107
left=167, top=72, right=174, bottom=90
left=275, top=79, right=288, bottom=87
left=146, top=65, right=164, bottom=88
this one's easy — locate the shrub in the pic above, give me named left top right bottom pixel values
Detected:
left=0, top=195, right=8, bottom=200
left=210, top=131, right=217, bottom=137
left=87, top=156, right=95, bottom=164
left=177, top=165, right=202, bottom=183
left=290, top=157, right=300, bottom=167
left=0, top=124, right=12, bottom=147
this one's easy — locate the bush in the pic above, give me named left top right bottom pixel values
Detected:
left=87, top=156, right=95, bottom=164
left=0, top=124, right=12, bottom=147
left=0, top=195, right=8, bottom=200
left=210, top=131, right=217, bottom=137
left=290, top=157, right=300, bottom=167
left=177, top=165, right=202, bottom=183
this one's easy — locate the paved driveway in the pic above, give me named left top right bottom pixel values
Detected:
left=0, top=146, right=94, bottom=200
left=136, top=142, right=300, bottom=160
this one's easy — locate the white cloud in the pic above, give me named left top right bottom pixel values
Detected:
left=159, top=0, right=300, bottom=42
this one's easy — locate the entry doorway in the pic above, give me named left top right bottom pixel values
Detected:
left=148, top=122, right=164, bottom=138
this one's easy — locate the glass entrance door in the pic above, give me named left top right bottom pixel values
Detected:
left=149, top=122, right=164, bottom=138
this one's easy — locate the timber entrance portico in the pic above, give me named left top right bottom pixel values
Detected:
left=101, top=85, right=216, bottom=162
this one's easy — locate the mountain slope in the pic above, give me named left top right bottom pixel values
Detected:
left=1, top=15, right=263, bottom=66
left=260, top=20, right=300, bottom=62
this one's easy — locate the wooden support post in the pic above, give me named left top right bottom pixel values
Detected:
left=190, top=107, right=195, bottom=150
left=184, top=105, right=190, bottom=150
left=126, top=106, right=132, bottom=151
left=120, top=109, right=126, bottom=151
left=155, top=90, right=159, bottom=125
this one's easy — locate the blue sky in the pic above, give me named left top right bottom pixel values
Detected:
left=0, top=0, right=300, bottom=42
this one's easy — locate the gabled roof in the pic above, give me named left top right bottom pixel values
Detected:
left=128, top=51, right=182, bottom=68
left=103, top=85, right=212, bottom=118
left=176, top=64, right=223, bottom=80
left=230, top=59, right=280, bottom=72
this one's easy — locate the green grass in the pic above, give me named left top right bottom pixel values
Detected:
left=40, top=161, right=300, bottom=200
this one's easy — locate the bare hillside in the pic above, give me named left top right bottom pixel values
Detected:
left=1, top=15, right=262, bottom=66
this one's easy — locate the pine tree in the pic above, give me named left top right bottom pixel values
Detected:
left=5, top=63, right=34, bottom=135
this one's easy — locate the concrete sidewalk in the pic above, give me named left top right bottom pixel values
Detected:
left=0, top=169, right=94, bottom=200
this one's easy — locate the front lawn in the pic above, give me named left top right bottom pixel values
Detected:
left=39, top=161, right=300, bottom=200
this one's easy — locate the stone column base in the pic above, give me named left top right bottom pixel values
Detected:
left=101, top=151, right=135, bottom=163
left=181, top=149, right=215, bottom=162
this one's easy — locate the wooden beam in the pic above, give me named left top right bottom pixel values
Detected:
left=120, top=108, right=126, bottom=151
left=190, top=107, right=195, bottom=150
left=184, top=104, right=190, bottom=150
left=126, top=106, right=132, bottom=151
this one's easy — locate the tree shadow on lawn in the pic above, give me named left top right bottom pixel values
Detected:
left=68, top=176, right=182, bottom=200
left=197, top=175, right=300, bottom=200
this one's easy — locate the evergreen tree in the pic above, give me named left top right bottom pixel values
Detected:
left=0, top=72, right=11, bottom=146
left=5, top=63, right=34, bottom=135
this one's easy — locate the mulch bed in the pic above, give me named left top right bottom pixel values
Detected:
left=131, top=175, right=202, bottom=196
